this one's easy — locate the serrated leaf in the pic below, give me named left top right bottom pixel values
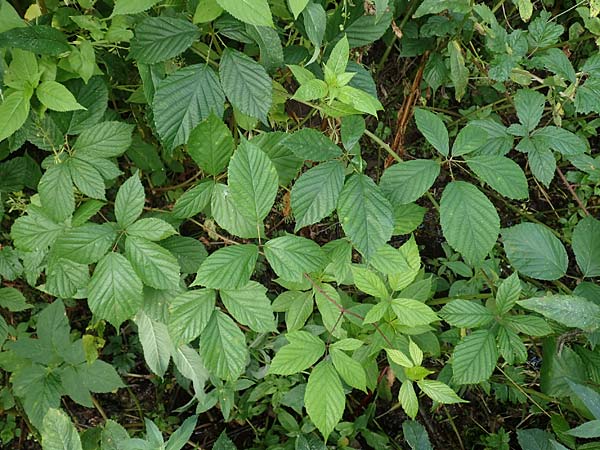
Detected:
left=216, top=0, right=273, bottom=27
left=250, top=132, right=303, bottom=186
left=221, top=281, right=275, bottom=332
left=503, top=315, right=552, bottom=336
left=52, top=223, right=115, bottom=264
left=305, top=360, right=344, bottom=440
left=452, top=329, right=498, bottom=384
left=515, top=89, right=545, bottom=132
left=338, top=174, right=393, bottom=258
left=572, top=216, right=600, bottom=278
left=38, top=163, right=74, bottom=222
left=68, top=157, right=105, bottom=199
left=136, top=311, right=172, bottom=377
left=268, top=331, right=325, bottom=375
left=398, top=382, right=419, bottom=419
left=495, top=273, right=521, bottom=315
left=127, top=218, right=176, bottom=241
left=448, top=40, right=468, bottom=101
left=527, top=141, right=556, bottom=187
left=533, top=126, right=587, bottom=156
left=451, top=124, right=487, bottom=156
left=168, top=289, right=215, bottom=344
left=440, top=300, right=494, bottom=328
left=330, top=348, right=366, bottom=392
left=37, top=81, right=85, bottom=112
left=153, top=64, right=224, bottom=150
left=172, top=180, right=214, bottom=219
left=283, top=128, right=342, bottom=162
left=187, top=114, right=234, bottom=176
left=466, top=155, right=529, bottom=200
left=413, top=108, right=449, bottom=156
left=0, top=91, right=30, bottom=142
left=440, top=181, right=500, bottom=264
left=125, top=236, right=181, bottom=290
left=502, top=223, right=568, bottom=280
left=88, top=252, right=143, bottom=329
left=291, top=160, right=345, bottom=230
left=380, top=159, right=440, bottom=205
left=391, top=298, right=438, bottom=326
left=0, top=287, right=30, bottom=311
left=172, top=344, right=209, bottom=398
left=517, top=295, right=600, bottom=331
left=11, top=205, right=66, bottom=251
left=193, top=244, right=258, bottom=289
left=228, top=140, right=278, bottom=230
left=417, top=380, right=466, bottom=404
left=351, top=266, right=388, bottom=299
left=264, top=235, right=327, bottom=281
left=130, top=16, right=199, bottom=64
left=220, top=49, right=272, bottom=123
left=41, top=408, right=82, bottom=450
left=74, top=121, right=134, bottom=158
left=403, top=420, right=433, bottom=449
left=199, top=310, right=248, bottom=380
left=211, top=183, right=258, bottom=238
left=111, top=0, right=160, bottom=16
left=115, top=174, right=145, bottom=229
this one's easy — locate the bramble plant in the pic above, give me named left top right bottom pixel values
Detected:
left=0, top=0, right=599, bottom=449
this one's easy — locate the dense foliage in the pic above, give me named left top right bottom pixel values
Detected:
left=0, top=0, right=599, bottom=449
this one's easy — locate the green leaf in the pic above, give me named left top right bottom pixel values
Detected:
left=68, top=157, right=106, bottom=199
left=417, top=380, right=466, bottom=404
left=466, top=156, right=529, bottom=200
left=246, top=24, right=284, bottom=74
left=216, top=0, right=273, bottom=27
left=351, top=266, right=388, bottom=299
left=166, top=415, right=198, bottom=450
left=220, top=49, right=273, bottom=123
left=403, top=420, right=433, bottom=450
left=13, top=364, right=62, bottom=429
left=251, top=132, right=303, bottom=186
left=199, top=310, right=248, bottom=380
left=130, top=16, right=199, bottom=64
left=293, top=79, right=328, bottom=101
left=452, top=329, right=498, bottom=384
left=221, top=281, right=276, bottom=332
left=283, top=128, right=343, bottom=162
left=337, top=174, right=393, bottom=258
left=566, top=420, right=600, bottom=438
left=153, top=64, right=224, bottom=151
left=160, top=236, right=206, bottom=275
left=516, top=429, right=555, bottom=450
left=193, top=244, right=258, bottom=289
left=88, top=252, right=143, bottom=329
left=398, top=382, right=419, bottom=419
left=41, top=408, right=82, bottom=450
left=517, top=295, right=600, bottom=331
left=291, top=160, right=345, bottom=231
left=380, top=159, right=440, bottom=205
left=45, top=257, right=89, bottom=298
left=440, top=300, right=494, bottom=328
left=527, top=142, right=556, bottom=187
left=268, top=331, right=325, bottom=375
left=440, top=181, right=500, bottom=264
left=572, top=216, right=600, bottom=278
left=228, top=140, right=279, bottom=230
left=533, top=126, right=587, bottom=156
left=38, top=163, right=74, bottom=222
left=74, top=121, right=134, bottom=158
left=115, top=174, right=145, bottom=229
left=52, top=223, right=115, bottom=264
left=448, top=40, right=468, bottom=101
left=213, top=432, right=237, bottom=450
left=288, top=0, right=309, bottom=18
left=451, top=124, right=487, bottom=156
left=567, top=380, right=600, bottom=419
left=36, top=81, right=85, bottom=112
left=502, top=223, right=568, bottom=280
left=111, top=0, right=161, bottom=16
left=391, top=298, right=439, bottom=326
left=0, top=91, right=30, bottom=142
left=393, top=203, right=426, bottom=235
left=171, top=345, right=209, bottom=397
left=305, top=360, right=345, bottom=440
left=0, top=25, right=70, bottom=55
left=413, top=108, right=449, bottom=156
left=344, top=12, right=392, bottom=48
left=515, top=89, right=545, bottom=132
left=172, top=180, right=214, bottom=219
left=336, top=85, right=382, bottom=117
left=125, top=236, right=181, bottom=290
left=136, top=311, right=172, bottom=377
left=193, top=0, right=224, bottom=23
left=168, top=289, right=215, bottom=344
left=0, top=287, right=30, bottom=311
left=330, top=348, right=366, bottom=392
left=211, top=183, right=258, bottom=238
left=503, top=315, right=552, bottom=337
left=127, top=218, right=176, bottom=241
left=11, top=205, right=66, bottom=251
left=495, top=273, right=521, bottom=315
left=497, top=326, right=527, bottom=365
left=326, top=35, right=349, bottom=75
left=302, top=2, right=326, bottom=64
left=264, top=235, right=327, bottom=281
left=187, top=114, right=234, bottom=176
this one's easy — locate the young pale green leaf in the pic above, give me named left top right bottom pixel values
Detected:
left=293, top=79, right=328, bottom=101
left=264, top=235, right=327, bottom=281
left=572, top=216, right=600, bottom=278
left=187, top=114, right=234, bottom=176
left=52, top=223, right=116, bottom=264
left=41, top=409, right=82, bottom=450
left=0, top=91, right=30, bottom=142
left=268, top=331, right=325, bottom=375
left=136, top=311, right=172, bottom=378
left=495, top=273, right=521, bottom=315
left=153, top=65, right=224, bottom=151
left=125, top=236, right=181, bottom=290
left=440, top=181, right=500, bottom=265
left=193, top=0, right=223, bottom=23
left=88, top=252, right=143, bottom=329
left=337, top=174, right=394, bottom=258
left=283, top=128, right=342, bottom=162
left=115, top=174, right=145, bottom=229
left=380, top=159, right=440, bottom=205
left=413, top=108, right=449, bottom=156
left=221, top=281, right=276, bottom=332
left=291, top=160, right=345, bottom=231
left=386, top=348, right=414, bottom=368
left=364, top=301, right=389, bottom=324
left=398, top=382, right=419, bottom=419
left=73, top=121, right=134, bottom=158
left=440, top=300, right=494, bottom=328
left=220, top=49, right=272, bottom=123
left=391, top=298, right=438, bottom=327
left=216, top=0, right=273, bottom=27
left=193, top=244, right=258, bottom=289
left=330, top=348, right=366, bottom=392
left=126, top=218, right=176, bottom=241
left=517, top=295, right=600, bottom=331
left=37, top=81, right=85, bottom=112
left=172, top=180, right=214, bottom=219
left=168, top=289, right=215, bottom=344
left=199, top=310, right=248, bottom=380
left=502, top=223, right=568, bottom=280
left=111, top=0, right=161, bottom=16
left=305, top=360, right=345, bottom=440
left=417, top=380, right=467, bottom=404
left=326, top=35, right=349, bottom=75
left=38, top=163, right=74, bottom=223
left=336, top=85, right=382, bottom=116
left=228, top=140, right=278, bottom=229
left=130, top=16, right=199, bottom=64
left=452, top=329, right=498, bottom=385
left=211, top=183, right=259, bottom=238
left=451, top=124, right=487, bottom=156
left=288, top=0, right=309, bottom=18
left=466, top=156, right=529, bottom=200
left=515, top=89, right=545, bottom=132
left=351, top=265, right=388, bottom=299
